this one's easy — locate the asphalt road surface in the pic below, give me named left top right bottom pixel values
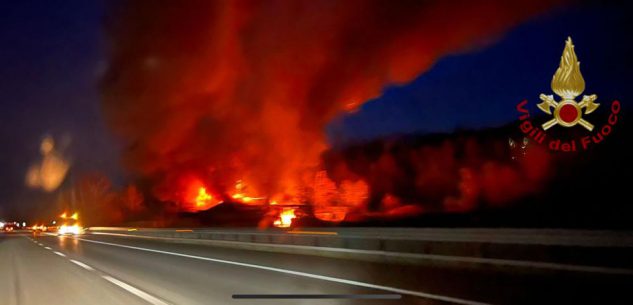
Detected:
left=1, top=232, right=631, bottom=305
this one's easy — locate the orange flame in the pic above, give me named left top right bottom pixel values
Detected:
left=196, top=187, right=213, bottom=207
left=230, top=180, right=265, bottom=204
left=182, top=179, right=224, bottom=211
left=273, top=208, right=296, bottom=228
left=231, top=193, right=265, bottom=203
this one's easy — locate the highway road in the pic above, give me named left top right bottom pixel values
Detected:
left=1, top=231, right=631, bottom=305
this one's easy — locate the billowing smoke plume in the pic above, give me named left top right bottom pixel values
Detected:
left=26, top=136, right=70, bottom=192
left=102, top=1, right=561, bottom=208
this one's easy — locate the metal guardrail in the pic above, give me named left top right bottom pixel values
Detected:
left=87, top=227, right=633, bottom=273
left=89, top=227, right=633, bottom=246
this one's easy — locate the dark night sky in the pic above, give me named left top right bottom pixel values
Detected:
left=328, top=2, right=633, bottom=145
left=1, top=1, right=631, bottom=219
left=0, top=1, right=121, bottom=218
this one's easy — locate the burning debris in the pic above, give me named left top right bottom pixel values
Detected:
left=273, top=208, right=296, bottom=228
left=101, top=1, right=562, bottom=225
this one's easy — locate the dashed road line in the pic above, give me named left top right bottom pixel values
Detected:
left=76, top=237, right=488, bottom=305
left=70, top=259, right=95, bottom=271
left=101, top=275, right=170, bottom=305
left=23, top=235, right=169, bottom=304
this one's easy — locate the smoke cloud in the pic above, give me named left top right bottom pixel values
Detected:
left=102, top=0, right=561, bottom=207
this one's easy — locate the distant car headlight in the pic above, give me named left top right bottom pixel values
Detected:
left=70, top=225, right=81, bottom=235
left=58, top=224, right=81, bottom=235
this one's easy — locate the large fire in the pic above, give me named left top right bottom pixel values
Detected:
left=101, top=0, right=562, bottom=225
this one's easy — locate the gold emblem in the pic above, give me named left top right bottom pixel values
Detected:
left=537, top=37, right=599, bottom=131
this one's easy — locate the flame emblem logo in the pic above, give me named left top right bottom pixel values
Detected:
left=537, top=37, right=599, bottom=131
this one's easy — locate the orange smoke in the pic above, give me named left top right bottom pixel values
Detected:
left=102, top=1, right=562, bottom=216
left=312, top=171, right=369, bottom=222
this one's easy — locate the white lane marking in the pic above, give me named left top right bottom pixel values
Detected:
left=91, top=232, right=633, bottom=276
left=44, top=247, right=52, bottom=250
left=70, top=259, right=95, bottom=271
left=36, top=237, right=167, bottom=305
left=77, top=237, right=487, bottom=305
left=102, top=275, right=170, bottom=305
